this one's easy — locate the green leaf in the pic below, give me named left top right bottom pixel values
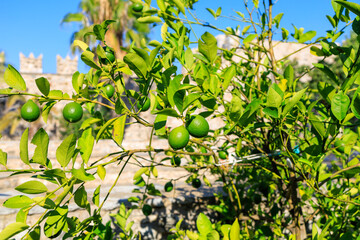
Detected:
left=15, top=181, right=48, bottom=194
left=155, top=108, right=181, bottom=118
left=318, top=82, right=336, bottom=103
left=229, top=218, right=240, bottom=240
left=284, top=65, right=294, bottom=87
left=274, top=13, right=284, bottom=28
left=206, top=8, right=216, bottom=18
left=154, top=114, right=167, bottom=135
left=0, top=222, right=29, bottom=239
left=351, top=89, right=360, bottom=119
left=44, top=207, right=68, bottom=238
left=313, top=63, right=339, bottom=85
left=133, top=168, right=149, bottom=180
left=56, top=134, right=76, bottom=168
left=3, top=195, right=34, bottom=209
left=183, top=93, right=201, bottom=112
left=74, top=186, right=88, bottom=208
left=0, top=149, right=7, bottom=167
left=207, top=230, right=220, bottom=240
left=93, top=24, right=105, bottom=41
left=137, top=16, right=162, bottom=23
left=31, top=128, right=49, bottom=166
left=78, top=128, right=94, bottom=164
left=81, top=51, right=100, bottom=70
left=222, top=65, right=236, bottom=90
left=35, top=77, right=50, bottom=96
left=41, top=101, right=56, bottom=124
left=97, top=165, right=106, bottom=180
left=282, top=88, right=307, bottom=117
left=173, top=0, right=185, bottom=14
left=298, top=30, right=316, bottom=43
left=331, top=91, right=350, bottom=121
left=243, top=34, right=257, bottom=43
left=124, top=53, right=148, bottom=79
left=229, top=96, right=243, bottom=121
left=221, top=225, right=231, bottom=240
left=112, top=115, right=126, bottom=147
left=335, top=1, right=360, bottom=17
left=72, top=165, right=95, bottom=182
left=80, top=118, right=101, bottom=130
left=19, top=129, right=30, bottom=165
left=196, top=213, right=212, bottom=235
left=4, top=64, right=26, bottom=91
left=267, top=84, right=283, bottom=108
left=326, top=15, right=337, bottom=28
left=62, top=13, right=85, bottom=23
left=184, top=48, right=194, bottom=70
left=73, top=39, right=89, bottom=52
left=72, top=71, right=85, bottom=94
left=168, top=75, right=182, bottom=108
left=198, top=32, right=218, bottom=63
left=92, top=185, right=100, bottom=207
left=96, top=117, right=118, bottom=142
left=16, top=207, right=28, bottom=223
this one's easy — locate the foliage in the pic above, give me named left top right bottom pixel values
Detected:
left=1, top=0, right=360, bottom=239
left=62, top=0, right=150, bottom=57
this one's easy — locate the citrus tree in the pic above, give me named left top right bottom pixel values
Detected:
left=1, top=0, right=360, bottom=239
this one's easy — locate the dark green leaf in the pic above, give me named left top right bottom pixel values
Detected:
left=74, top=186, right=88, bottom=208
left=35, top=77, right=50, bottom=96
left=335, top=1, right=360, bottom=16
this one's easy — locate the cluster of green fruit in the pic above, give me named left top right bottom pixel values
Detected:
left=20, top=100, right=84, bottom=123
left=168, top=115, right=209, bottom=150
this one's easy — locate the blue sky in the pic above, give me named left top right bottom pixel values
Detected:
left=0, top=0, right=353, bottom=74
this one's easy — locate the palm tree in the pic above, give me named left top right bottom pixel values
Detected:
left=62, top=0, right=150, bottom=58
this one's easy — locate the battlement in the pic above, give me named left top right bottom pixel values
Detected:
left=19, top=53, right=78, bottom=74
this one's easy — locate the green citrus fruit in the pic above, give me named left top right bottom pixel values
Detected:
left=186, top=115, right=209, bottom=138
left=100, top=47, right=115, bottom=65
left=142, top=204, right=152, bottom=216
left=103, top=84, right=115, bottom=98
left=164, top=181, right=173, bottom=192
left=334, top=140, right=346, bottom=153
left=168, top=126, right=190, bottom=150
left=137, top=96, right=150, bottom=112
left=218, top=150, right=228, bottom=159
left=63, top=102, right=83, bottom=123
left=171, top=156, right=181, bottom=166
left=21, top=100, right=40, bottom=122
left=192, top=178, right=201, bottom=188
left=131, top=2, right=143, bottom=12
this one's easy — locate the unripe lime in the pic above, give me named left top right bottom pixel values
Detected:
left=334, top=140, right=345, bottom=153
left=171, top=156, right=181, bottom=166
left=100, top=47, right=115, bottom=65
left=21, top=100, right=40, bottom=122
left=192, top=178, right=201, bottom=188
left=218, top=151, right=228, bottom=159
left=131, top=2, right=143, bottom=12
left=164, top=181, right=173, bottom=192
left=142, top=204, right=152, bottom=216
left=186, top=115, right=209, bottom=138
left=103, top=84, right=115, bottom=98
left=168, top=126, right=190, bottom=150
left=137, top=96, right=150, bottom=112
left=63, top=102, right=83, bottom=123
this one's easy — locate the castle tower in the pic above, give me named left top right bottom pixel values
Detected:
left=56, top=55, right=78, bottom=75
left=19, top=53, right=43, bottom=73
